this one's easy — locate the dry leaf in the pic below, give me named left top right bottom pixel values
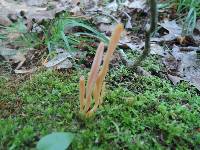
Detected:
left=167, top=74, right=182, bottom=85
left=96, top=16, right=112, bottom=24
left=55, top=59, right=73, bottom=69
left=164, top=45, right=200, bottom=91
left=25, top=0, right=47, bottom=7
left=99, top=23, right=116, bottom=34
left=158, top=20, right=182, bottom=41
left=195, top=19, right=200, bottom=33
left=70, top=6, right=81, bottom=16
left=0, top=47, right=26, bottom=69
left=105, top=0, right=118, bottom=12
left=0, top=14, right=12, bottom=26
left=127, top=0, right=147, bottom=10
left=150, top=43, right=165, bottom=56
left=44, top=52, right=72, bottom=68
left=14, top=68, right=37, bottom=74
left=70, top=0, right=80, bottom=5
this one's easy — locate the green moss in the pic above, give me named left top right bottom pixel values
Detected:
left=0, top=66, right=200, bottom=149
left=0, top=119, right=17, bottom=149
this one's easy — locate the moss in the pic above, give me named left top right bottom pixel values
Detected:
left=0, top=66, right=200, bottom=149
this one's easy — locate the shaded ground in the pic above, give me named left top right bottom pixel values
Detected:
left=1, top=0, right=200, bottom=149
left=1, top=54, right=200, bottom=149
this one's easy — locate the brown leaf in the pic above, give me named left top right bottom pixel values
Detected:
left=195, top=19, right=200, bottom=33
left=70, top=0, right=80, bottom=5
left=0, top=14, right=12, bottom=26
left=105, top=0, right=118, bottom=12
left=70, top=6, right=81, bottom=16
left=44, top=52, right=72, bottom=69
left=164, top=45, right=200, bottom=91
left=14, top=68, right=37, bottom=74
left=150, top=43, right=165, bottom=56
left=99, top=23, right=116, bottom=34
left=25, top=0, right=47, bottom=7
left=127, top=0, right=147, bottom=10
left=0, top=0, right=70, bottom=24
left=167, top=74, right=182, bottom=85
left=163, top=50, right=182, bottom=76
left=183, top=67, right=200, bottom=91
left=158, top=20, right=182, bottom=41
left=0, top=47, right=26, bottom=69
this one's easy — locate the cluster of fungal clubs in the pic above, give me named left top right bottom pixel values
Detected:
left=79, top=24, right=124, bottom=117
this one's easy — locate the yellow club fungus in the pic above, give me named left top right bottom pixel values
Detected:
left=79, top=24, right=124, bottom=117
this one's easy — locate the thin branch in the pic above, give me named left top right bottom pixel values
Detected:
left=131, top=0, right=157, bottom=69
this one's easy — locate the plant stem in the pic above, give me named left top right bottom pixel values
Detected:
left=132, top=0, right=157, bottom=69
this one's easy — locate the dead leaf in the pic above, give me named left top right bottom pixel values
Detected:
left=167, top=74, right=182, bottom=85
left=70, top=5, right=81, bottom=16
left=183, top=67, right=200, bottom=91
left=163, top=52, right=181, bottom=76
left=150, top=43, right=165, bottom=56
left=158, top=20, right=182, bottom=41
left=27, top=10, right=54, bottom=22
left=177, top=35, right=197, bottom=46
left=159, top=20, right=182, bottom=36
left=25, top=0, right=47, bottom=7
left=179, top=46, right=200, bottom=52
left=164, top=44, right=200, bottom=91
left=54, top=59, right=73, bottom=69
left=0, top=0, right=71, bottom=24
left=79, top=0, right=98, bottom=10
left=0, top=47, right=26, bottom=69
left=127, top=0, right=147, bottom=10
left=105, top=0, right=118, bottom=12
left=119, top=35, right=144, bottom=51
left=136, top=66, right=152, bottom=77
left=172, top=45, right=197, bottom=70
left=70, top=0, right=80, bottom=5
left=195, top=19, right=200, bottom=33
left=122, top=11, right=132, bottom=29
left=1, top=0, right=46, bottom=13
left=0, top=14, right=12, bottom=26
left=14, top=68, right=37, bottom=74
left=99, top=23, right=116, bottom=34
left=44, top=52, right=72, bottom=68
left=0, top=0, right=48, bottom=24
left=96, top=16, right=112, bottom=24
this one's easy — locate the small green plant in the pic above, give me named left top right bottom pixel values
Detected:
left=43, top=14, right=108, bottom=52
left=159, top=0, right=199, bottom=36
left=176, top=0, right=200, bottom=16
left=160, top=0, right=200, bottom=16
left=182, top=6, right=197, bottom=35
left=0, top=20, right=42, bottom=48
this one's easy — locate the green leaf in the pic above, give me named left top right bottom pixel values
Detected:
left=61, top=31, right=72, bottom=51
left=37, top=132, right=74, bottom=150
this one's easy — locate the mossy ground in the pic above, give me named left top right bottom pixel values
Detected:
left=1, top=54, right=200, bottom=150
left=1, top=1, right=200, bottom=149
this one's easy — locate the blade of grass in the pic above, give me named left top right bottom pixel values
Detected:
left=74, top=32, right=109, bottom=44
left=61, top=31, right=72, bottom=51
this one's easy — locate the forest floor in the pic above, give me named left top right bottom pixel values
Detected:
left=0, top=0, right=200, bottom=149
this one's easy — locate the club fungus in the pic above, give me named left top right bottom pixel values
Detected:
left=79, top=24, right=124, bottom=117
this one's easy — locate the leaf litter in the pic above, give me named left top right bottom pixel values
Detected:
left=0, top=0, right=200, bottom=90
left=164, top=45, right=200, bottom=90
